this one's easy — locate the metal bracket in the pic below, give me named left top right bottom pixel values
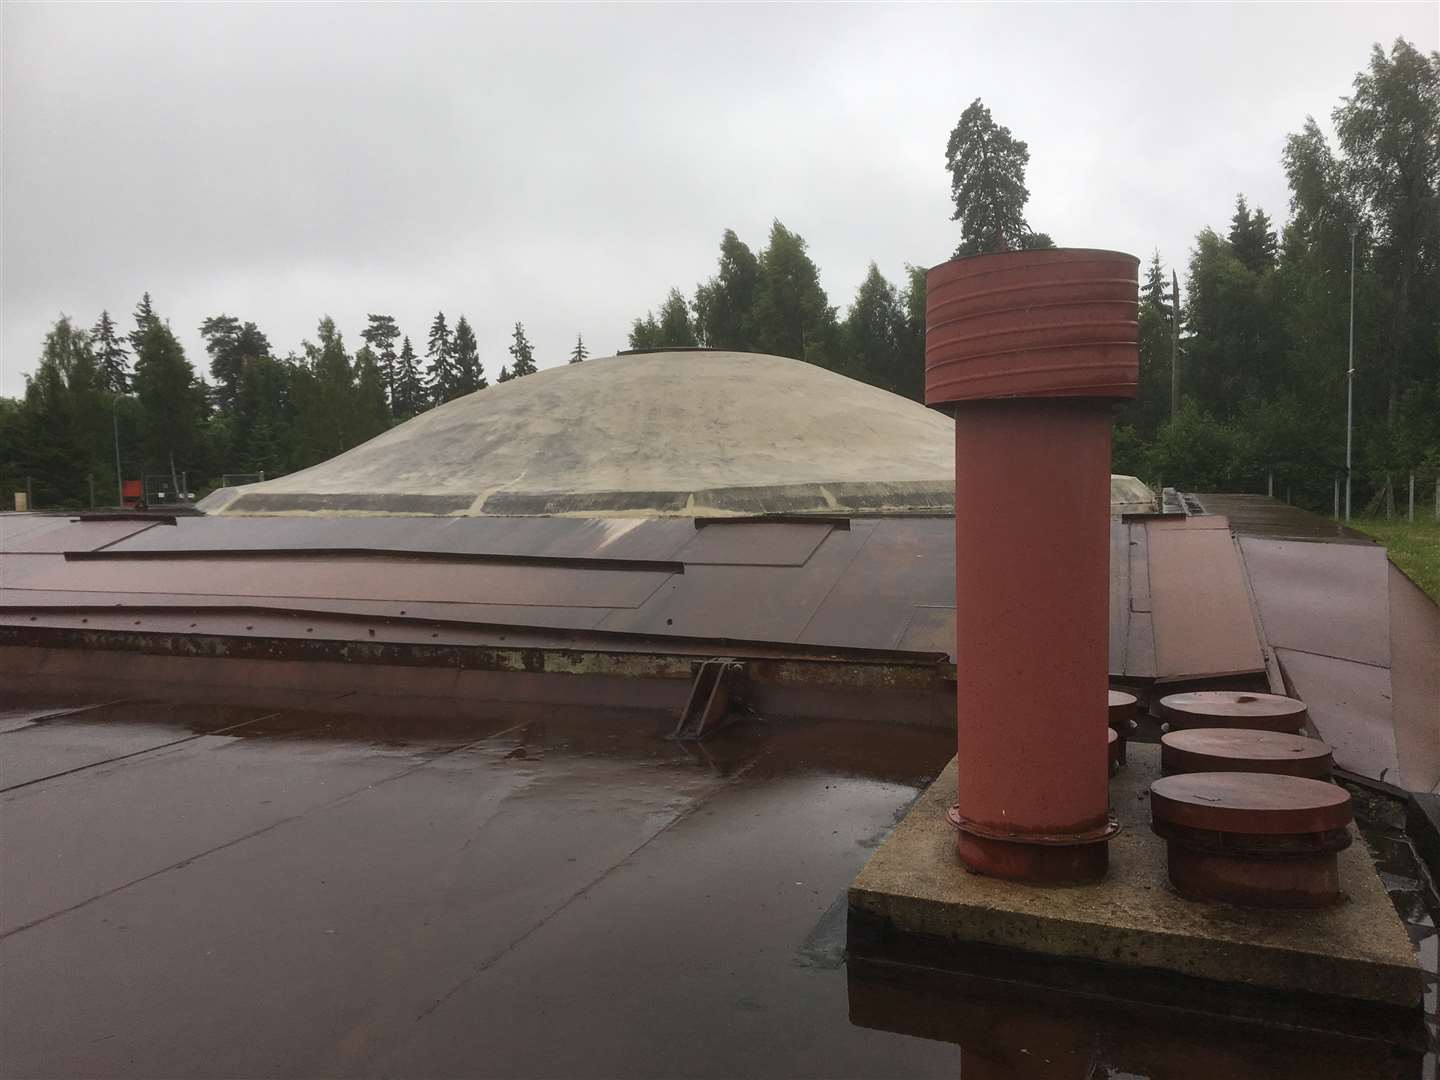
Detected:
left=673, top=658, right=745, bottom=740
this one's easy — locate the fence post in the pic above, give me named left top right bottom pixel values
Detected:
left=88, top=473, right=95, bottom=509
left=1435, top=476, right=1439, bottom=524
left=1387, top=474, right=1395, bottom=520
left=1409, top=473, right=1415, bottom=524
left=1267, top=471, right=1273, bottom=498
left=1333, top=477, right=1340, bottom=521
left=25, top=475, right=33, bottom=512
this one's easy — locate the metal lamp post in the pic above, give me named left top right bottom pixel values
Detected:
left=1345, top=227, right=1355, bottom=522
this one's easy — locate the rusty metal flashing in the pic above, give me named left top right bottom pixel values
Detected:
left=61, top=547, right=688, bottom=575
left=691, top=515, right=853, bottom=530
left=0, top=622, right=952, bottom=694
left=74, top=512, right=179, bottom=525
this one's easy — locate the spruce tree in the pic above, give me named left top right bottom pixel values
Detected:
left=945, top=99, right=1054, bottom=256
left=392, top=336, right=426, bottom=418
left=895, top=265, right=927, bottom=403
left=91, top=310, right=130, bottom=394
left=841, top=263, right=905, bottom=393
left=131, top=318, right=205, bottom=482
left=234, top=353, right=294, bottom=476
left=1227, top=196, right=1278, bottom=273
left=361, top=314, right=402, bottom=413
left=1118, top=251, right=1176, bottom=439
left=451, top=316, right=486, bottom=395
left=293, top=317, right=356, bottom=462
left=352, top=346, right=392, bottom=442
left=507, top=323, right=538, bottom=377
left=128, top=292, right=157, bottom=353
left=424, top=311, right=456, bottom=403
left=569, top=334, right=588, bottom=363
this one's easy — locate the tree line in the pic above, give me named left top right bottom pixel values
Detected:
left=0, top=295, right=562, bottom=507
left=621, top=95, right=1056, bottom=401
left=624, top=39, right=1438, bottom=516
left=2, top=37, right=1433, bottom=517
left=1115, top=38, right=1439, bottom=515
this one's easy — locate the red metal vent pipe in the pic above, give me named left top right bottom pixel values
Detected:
left=927, top=248, right=1139, bottom=884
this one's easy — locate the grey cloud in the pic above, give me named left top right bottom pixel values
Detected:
left=4, top=3, right=1435, bottom=395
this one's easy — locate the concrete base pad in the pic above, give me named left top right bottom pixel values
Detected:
left=849, top=744, right=1421, bottom=1016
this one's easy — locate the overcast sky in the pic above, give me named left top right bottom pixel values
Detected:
left=3, top=3, right=1435, bottom=397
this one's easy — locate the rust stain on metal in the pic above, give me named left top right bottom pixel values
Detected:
left=0, top=623, right=950, bottom=694
left=1159, top=690, right=1309, bottom=734
left=929, top=247, right=1139, bottom=886
left=1108, top=688, right=1138, bottom=767
left=1150, top=771, right=1353, bottom=907
left=64, top=547, right=688, bottom=575
left=925, top=248, right=1139, bottom=405
left=1161, top=729, right=1333, bottom=780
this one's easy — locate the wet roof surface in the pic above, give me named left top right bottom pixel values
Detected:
left=1, top=692, right=960, bottom=1078
left=1, top=510, right=1264, bottom=685
left=2, top=690, right=1436, bottom=1078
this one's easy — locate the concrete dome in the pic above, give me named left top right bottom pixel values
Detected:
left=200, top=350, right=957, bottom=517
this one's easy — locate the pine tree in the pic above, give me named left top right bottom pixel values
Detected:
left=200, top=315, right=272, bottom=414
left=361, top=314, right=402, bottom=413
left=128, top=292, right=157, bottom=353
left=91, top=310, right=130, bottom=394
left=392, top=336, right=425, bottom=418
left=496, top=365, right=513, bottom=383
left=569, top=334, right=588, bottom=363
left=451, top=316, right=486, bottom=395
left=944, top=99, right=1054, bottom=256
left=424, top=311, right=456, bottom=404
left=507, top=323, right=538, bottom=377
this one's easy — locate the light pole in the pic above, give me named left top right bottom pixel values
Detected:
left=112, top=409, right=124, bottom=508
left=1345, top=227, right=1355, bottom=522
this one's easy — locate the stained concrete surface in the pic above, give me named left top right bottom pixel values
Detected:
left=2, top=691, right=1438, bottom=1078
left=850, top=746, right=1421, bottom=1008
